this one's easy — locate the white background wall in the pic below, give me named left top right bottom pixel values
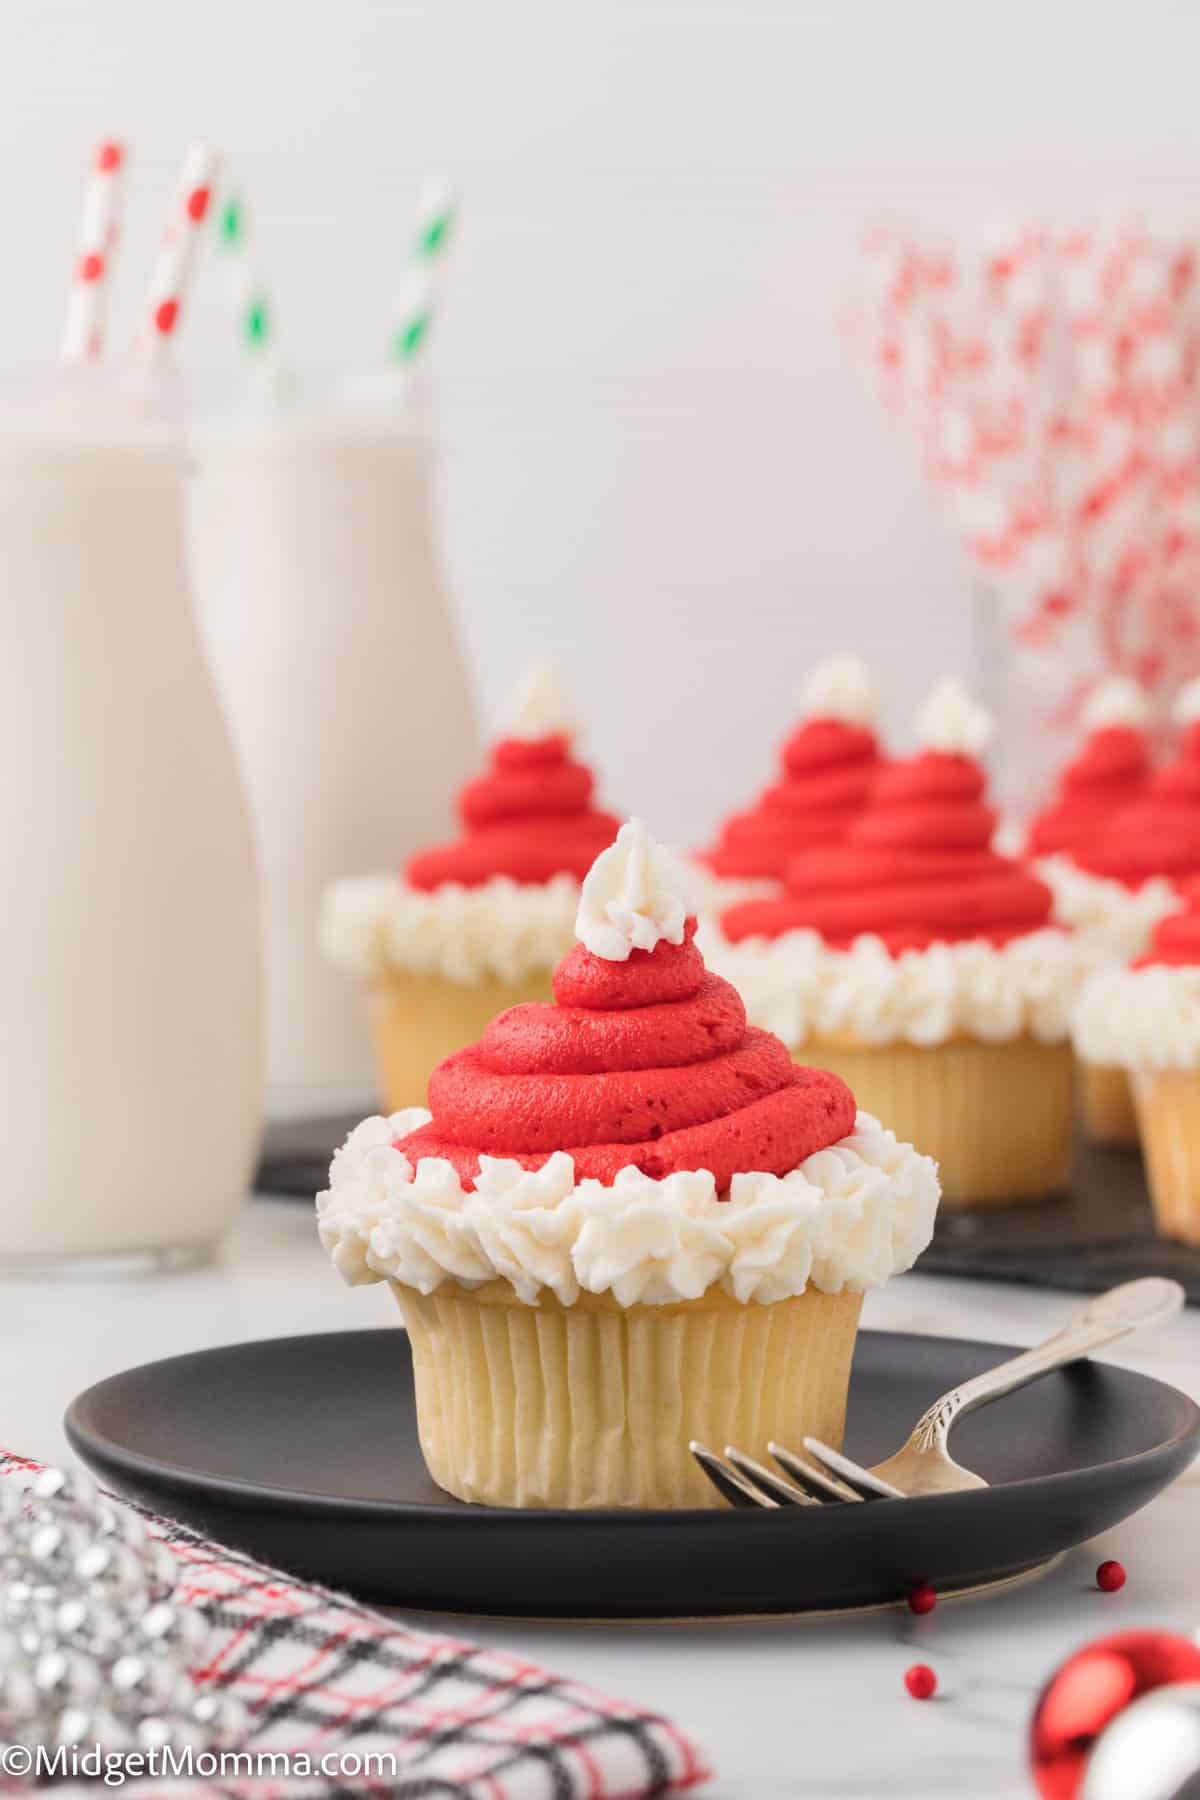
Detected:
left=5, top=1, right=1200, bottom=841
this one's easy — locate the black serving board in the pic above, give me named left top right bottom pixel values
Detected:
left=258, top=1115, right=1200, bottom=1306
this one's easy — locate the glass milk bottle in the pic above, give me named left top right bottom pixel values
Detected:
left=0, top=371, right=262, bottom=1271
left=188, top=383, right=478, bottom=1118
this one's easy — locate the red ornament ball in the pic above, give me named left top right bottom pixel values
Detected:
left=1030, top=1630, right=1200, bottom=1799
left=154, top=299, right=179, bottom=337
left=1096, top=1560, right=1126, bottom=1593
left=904, top=1663, right=937, bottom=1700
left=908, top=1583, right=937, bottom=1616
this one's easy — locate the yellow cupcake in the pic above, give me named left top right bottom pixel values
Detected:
left=319, top=821, right=940, bottom=1509
left=321, top=666, right=617, bottom=1109
left=707, top=681, right=1101, bottom=1209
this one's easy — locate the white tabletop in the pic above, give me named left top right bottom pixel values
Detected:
left=6, top=1197, right=1199, bottom=1800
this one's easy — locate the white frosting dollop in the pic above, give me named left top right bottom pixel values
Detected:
left=320, top=872, right=580, bottom=984
left=703, top=924, right=1104, bottom=1048
left=1074, top=963, right=1200, bottom=1071
left=914, top=678, right=994, bottom=758
left=1035, top=855, right=1181, bottom=959
left=1081, top=675, right=1151, bottom=732
left=317, top=1109, right=941, bottom=1306
left=576, top=818, right=691, bottom=962
left=505, top=661, right=576, bottom=741
left=1175, top=677, right=1200, bottom=728
left=801, top=654, right=877, bottom=728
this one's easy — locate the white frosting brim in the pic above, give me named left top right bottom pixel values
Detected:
left=317, top=1110, right=941, bottom=1307
left=1074, top=963, right=1200, bottom=1071
left=702, top=924, right=1105, bottom=1048
left=320, top=873, right=580, bottom=984
left=1036, top=856, right=1181, bottom=959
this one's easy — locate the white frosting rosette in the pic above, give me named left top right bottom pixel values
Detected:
left=703, top=924, right=1104, bottom=1049
left=320, top=872, right=581, bottom=985
left=318, top=1107, right=940, bottom=1308
left=1036, top=856, right=1181, bottom=961
left=1073, top=963, right=1200, bottom=1073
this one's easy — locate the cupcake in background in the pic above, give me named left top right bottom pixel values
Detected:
left=321, top=664, right=619, bottom=1109
left=319, top=819, right=940, bottom=1510
left=1028, top=676, right=1157, bottom=1147
left=1028, top=675, right=1153, bottom=865
left=692, top=654, right=881, bottom=909
left=712, top=679, right=1101, bottom=1208
left=1049, top=679, right=1200, bottom=955
left=1074, top=882, right=1200, bottom=1245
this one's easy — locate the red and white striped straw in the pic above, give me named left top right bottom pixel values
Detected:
left=137, top=142, right=220, bottom=355
left=60, top=139, right=126, bottom=363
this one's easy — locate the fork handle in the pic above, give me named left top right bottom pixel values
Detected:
left=909, top=1277, right=1183, bottom=1454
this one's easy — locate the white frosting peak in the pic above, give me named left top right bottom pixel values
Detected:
left=914, top=678, right=994, bottom=758
left=1174, top=677, right=1200, bottom=728
left=1081, top=675, right=1150, bottom=732
left=576, top=818, right=690, bottom=961
left=801, top=655, right=877, bottom=727
left=505, top=662, right=575, bottom=741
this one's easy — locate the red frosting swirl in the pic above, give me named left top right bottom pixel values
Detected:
left=395, top=919, right=856, bottom=1190
left=1077, top=723, right=1200, bottom=888
left=704, top=718, right=880, bottom=880
left=1027, top=725, right=1151, bottom=858
left=720, top=751, right=1052, bottom=952
left=406, top=733, right=620, bottom=889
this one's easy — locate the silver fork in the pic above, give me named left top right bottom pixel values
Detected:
left=691, top=1277, right=1184, bottom=1509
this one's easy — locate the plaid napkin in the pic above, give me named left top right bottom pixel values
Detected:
left=0, top=1452, right=709, bottom=1799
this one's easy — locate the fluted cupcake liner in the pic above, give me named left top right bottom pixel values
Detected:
left=1133, top=1069, right=1200, bottom=1246
left=791, top=1034, right=1074, bottom=1207
left=1077, top=1058, right=1141, bottom=1149
left=370, top=970, right=555, bottom=1111
left=393, top=1279, right=864, bottom=1509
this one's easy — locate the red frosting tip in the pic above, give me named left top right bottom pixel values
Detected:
left=722, top=744, right=1051, bottom=953
left=395, top=917, right=857, bottom=1192
left=1078, top=721, right=1200, bottom=888
left=405, top=728, right=619, bottom=890
left=1028, top=722, right=1151, bottom=860
left=705, top=716, right=881, bottom=880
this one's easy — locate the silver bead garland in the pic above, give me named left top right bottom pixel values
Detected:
left=0, top=1465, right=245, bottom=1762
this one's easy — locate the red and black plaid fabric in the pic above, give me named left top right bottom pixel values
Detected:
left=0, top=1452, right=709, bottom=1799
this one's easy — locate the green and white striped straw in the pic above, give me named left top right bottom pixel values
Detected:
left=217, top=190, right=277, bottom=367
left=390, top=177, right=457, bottom=367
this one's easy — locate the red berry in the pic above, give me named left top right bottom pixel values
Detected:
left=154, top=298, right=179, bottom=336
left=904, top=1663, right=937, bottom=1700
left=908, top=1583, right=937, bottom=1616
left=186, top=185, right=210, bottom=222
left=1097, top=1559, right=1127, bottom=1593
left=96, top=141, right=122, bottom=172
left=79, top=252, right=104, bottom=282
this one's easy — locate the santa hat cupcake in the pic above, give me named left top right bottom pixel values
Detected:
left=696, top=655, right=881, bottom=904
left=1043, top=680, right=1200, bottom=958
left=322, top=664, right=620, bottom=1109
left=1074, top=881, right=1200, bottom=1245
left=710, top=679, right=1101, bottom=1207
left=320, top=819, right=940, bottom=1510
left=1028, top=676, right=1152, bottom=861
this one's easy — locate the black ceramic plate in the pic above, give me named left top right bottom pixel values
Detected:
left=65, top=1328, right=1200, bottom=1620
